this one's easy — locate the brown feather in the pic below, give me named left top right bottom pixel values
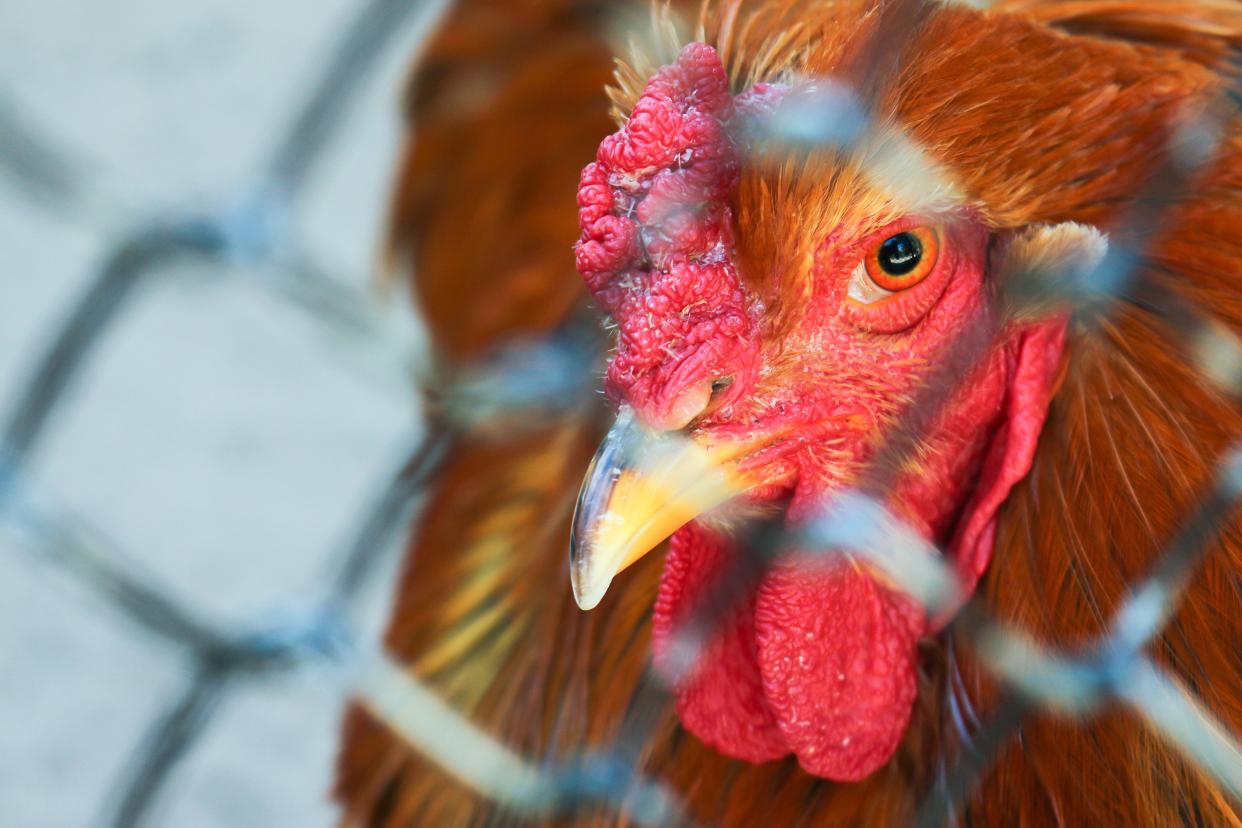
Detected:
left=336, top=1, right=620, bottom=823
left=381, top=0, right=618, bottom=361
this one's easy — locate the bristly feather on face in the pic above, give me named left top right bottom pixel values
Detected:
left=570, top=0, right=1239, bottom=787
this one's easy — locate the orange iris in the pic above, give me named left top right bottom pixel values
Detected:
left=863, top=226, right=940, bottom=292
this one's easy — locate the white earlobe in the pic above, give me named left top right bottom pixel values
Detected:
left=994, top=221, right=1110, bottom=320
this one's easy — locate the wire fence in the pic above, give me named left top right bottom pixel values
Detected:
left=1, top=1, right=1240, bottom=826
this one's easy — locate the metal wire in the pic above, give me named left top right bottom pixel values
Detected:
left=1, top=0, right=1240, bottom=826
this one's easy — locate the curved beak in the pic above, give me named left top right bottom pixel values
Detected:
left=569, top=407, right=756, bottom=610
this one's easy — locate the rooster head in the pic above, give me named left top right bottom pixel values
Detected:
left=569, top=1, right=1192, bottom=780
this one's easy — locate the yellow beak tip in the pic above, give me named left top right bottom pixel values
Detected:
left=571, top=578, right=607, bottom=611
left=569, top=407, right=754, bottom=611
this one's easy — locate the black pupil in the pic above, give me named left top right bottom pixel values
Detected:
left=877, top=233, right=923, bottom=276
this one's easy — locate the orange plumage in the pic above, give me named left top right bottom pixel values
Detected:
left=336, top=1, right=1242, bottom=825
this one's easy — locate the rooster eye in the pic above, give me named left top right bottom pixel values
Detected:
left=862, top=227, right=940, bottom=293
left=878, top=234, right=921, bottom=274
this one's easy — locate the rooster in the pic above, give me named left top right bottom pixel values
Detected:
left=335, top=1, right=1242, bottom=825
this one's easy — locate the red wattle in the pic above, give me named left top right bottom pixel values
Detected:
left=754, top=559, right=924, bottom=780
left=653, top=524, right=925, bottom=780
left=652, top=524, right=788, bottom=762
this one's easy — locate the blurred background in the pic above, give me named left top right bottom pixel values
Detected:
left=0, top=1, right=444, bottom=824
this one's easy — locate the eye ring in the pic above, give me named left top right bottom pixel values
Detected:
left=864, top=227, right=940, bottom=292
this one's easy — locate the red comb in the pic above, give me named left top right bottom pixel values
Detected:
left=574, top=44, right=773, bottom=421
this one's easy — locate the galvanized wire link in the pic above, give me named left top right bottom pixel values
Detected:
left=102, top=664, right=234, bottom=828
left=2, top=1, right=1241, bottom=826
